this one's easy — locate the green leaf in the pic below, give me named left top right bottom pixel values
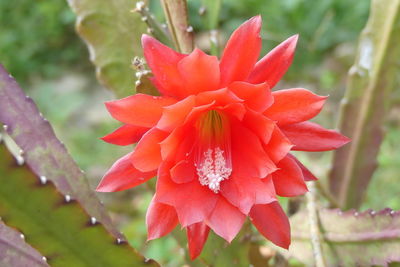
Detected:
left=329, top=0, right=400, bottom=209
left=0, top=144, right=159, bottom=267
left=289, top=208, right=400, bottom=266
left=0, top=64, right=121, bottom=239
left=66, top=0, right=148, bottom=97
left=0, top=221, right=48, bottom=267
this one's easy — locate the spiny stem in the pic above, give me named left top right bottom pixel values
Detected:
left=306, top=182, right=326, bottom=267
left=133, top=1, right=173, bottom=47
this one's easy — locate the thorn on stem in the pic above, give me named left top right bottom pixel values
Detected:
left=198, top=6, right=206, bottom=16
left=39, top=176, right=47, bottom=185
left=64, top=195, right=71, bottom=203
left=186, top=26, right=194, bottom=33
left=90, top=217, right=97, bottom=225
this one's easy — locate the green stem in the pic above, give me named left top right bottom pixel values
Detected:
left=133, top=1, right=174, bottom=47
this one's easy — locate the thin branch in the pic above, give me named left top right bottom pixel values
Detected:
left=315, top=180, right=340, bottom=209
left=306, top=181, right=326, bottom=267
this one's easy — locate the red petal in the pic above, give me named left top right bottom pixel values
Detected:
left=142, top=35, right=186, bottom=98
left=219, top=16, right=262, bottom=87
left=243, top=110, right=275, bottom=144
left=156, top=161, right=218, bottom=227
left=96, top=152, right=156, bottom=192
left=264, top=126, right=293, bottom=163
left=281, top=122, right=351, bottom=151
left=265, top=88, right=327, bottom=126
left=131, top=128, right=168, bottom=172
left=105, top=94, right=176, bottom=127
left=178, top=48, right=220, bottom=95
left=206, top=197, right=245, bottom=243
left=247, top=34, right=298, bottom=88
left=288, top=154, right=318, bottom=181
left=228, top=82, right=273, bottom=113
left=219, top=102, right=246, bottom=121
left=272, top=156, right=308, bottom=197
left=250, top=202, right=291, bottom=249
left=101, top=124, right=149, bottom=146
left=160, top=125, right=195, bottom=160
left=221, top=174, right=276, bottom=214
left=231, top=121, right=277, bottom=179
left=157, top=95, right=196, bottom=132
left=146, top=197, right=178, bottom=240
left=196, top=88, right=243, bottom=107
left=187, top=222, right=210, bottom=260
left=170, top=158, right=196, bottom=184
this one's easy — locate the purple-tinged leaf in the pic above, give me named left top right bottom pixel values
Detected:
left=0, top=144, right=159, bottom=266
left=0, top=64, right=122, bottom=240
left=0, top=221, right=48, bottom=267
left=288, top=208, right=400, bottom=267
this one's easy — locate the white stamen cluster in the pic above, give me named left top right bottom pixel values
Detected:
left=196, top=147, right=232, bottom=193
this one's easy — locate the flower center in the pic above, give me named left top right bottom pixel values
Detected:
left=195, top=110, right=232, bottom=193
left=196, top=147, right=232, bottom=193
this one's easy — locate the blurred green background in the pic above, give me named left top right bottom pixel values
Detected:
left=1, top=0, right=399, bottom=265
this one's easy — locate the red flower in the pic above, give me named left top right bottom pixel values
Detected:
left=97, top=16, right=350, bottom=259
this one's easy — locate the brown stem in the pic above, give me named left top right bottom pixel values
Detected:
left=160, top=0, right=194, bottom=53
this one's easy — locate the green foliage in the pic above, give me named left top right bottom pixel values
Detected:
left=0, top=65, right=120, bottom=237
left=0, top=144, right=158, bottom=267
left=329, top=0, right=400, bottom=209
left=365, top=128, right=400, bottom=210
left=0, top=0, right=87, bottom=84
left=67, top=0, right=148, bottom=97
left=219, top=0, right=371, bottom=80
left=289, top=208, right=400, bottom=266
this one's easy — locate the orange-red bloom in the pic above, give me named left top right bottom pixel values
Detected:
left=97, top=16, right=350, bottom=259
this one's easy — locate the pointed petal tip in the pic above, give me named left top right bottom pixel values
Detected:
left=249, top=15, right=262, bottom=32
left=189, top=250, right=201, bottom=260
left=146, top=235, right=157, bottom=242
left=141, top=34, right=153, bottom=45
left=104, top=100, right=116, bottom=114
left=95, top=184, right=109, bottom=193
left=280, top=241, right=291, bottom=250
left=341, top=135, right=352, bottom=146
left=291, top=34, right=299, bottom=42
left=251, top=14, right=262, bottom=21
left=286, top=34, right=299, bottom=49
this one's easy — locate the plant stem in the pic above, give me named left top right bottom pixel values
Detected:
left=160, top=0, right=194, bottom=53
left=306, top=182, right=326, bottom=267
left=133, top=1, right=174, bottom=47
left=315, top=180, right=340, bottom=209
